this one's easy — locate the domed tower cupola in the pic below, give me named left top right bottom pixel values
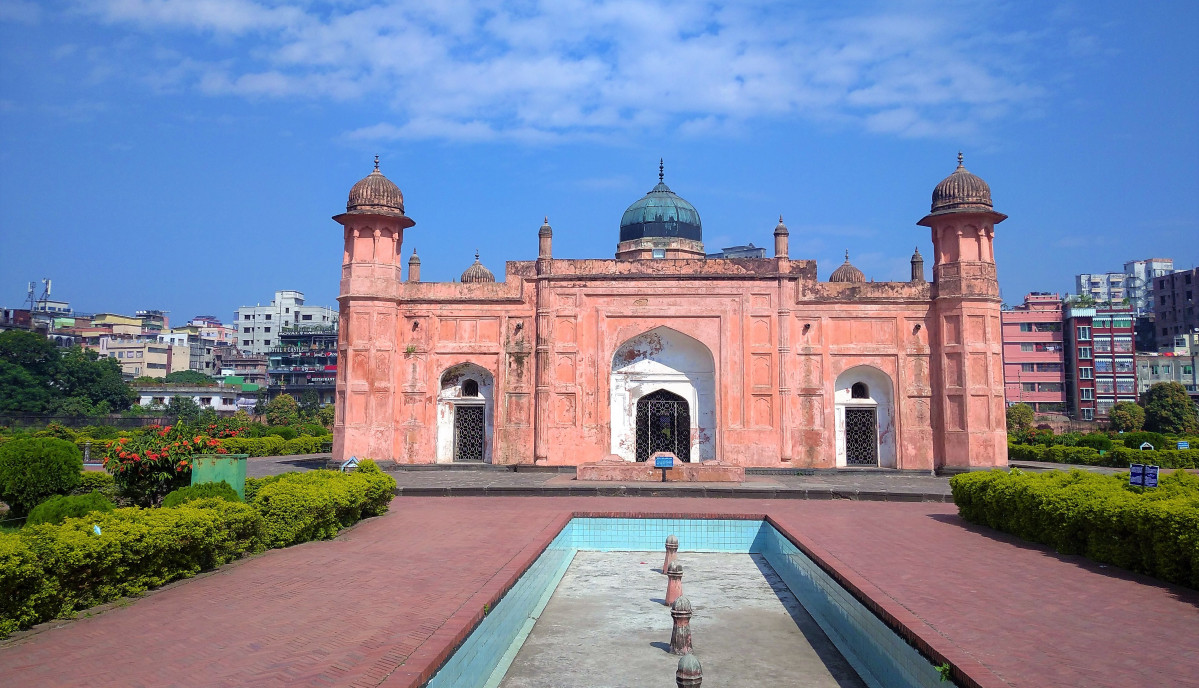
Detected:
left=460, top=251, right=495, bottom=283
left=829, top=250, right=866, bottom=283
left=615, top=160, right=706, bottom=260
left=917, top=152, right=1006, bottom=297
left=344, top=156, right=413, bottom=223
left=929, top=152, right=996, bottom=216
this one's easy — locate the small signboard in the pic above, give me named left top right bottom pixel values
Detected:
left=1140, top=442, right=1155, bottom=451
left=1129, top=463, right=1160, bottom=488
left=1179, top=441, right=1191, bottom=450
left=654, top=456, right=675, bottom=469
left=340, top=456, right=360, bottom=472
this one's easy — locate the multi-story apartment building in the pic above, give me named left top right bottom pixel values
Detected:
left=267, top=325, right=338, bottom=405
left=1154, top=267, right=1198, bottom=350
left=213, top=348, right=269, bottom=387
left=96, top=337, right=190, bottom=379
left=188, top=316, right=236, bottom=346
left=233, top=290, right=337, bottom=355
left=1124, top=258, right=1174, bottom=315
left=1075, top=272, right=1127, bottom=306
left=1063, top=306, right=1138, bottom=421
left=1137, top=333, right=1198, bottom=404
left=1001, top=293, right=1066, bottom=414
left=1076, top=258, right=1174, bottom=317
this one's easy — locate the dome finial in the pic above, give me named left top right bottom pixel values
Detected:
left=475, top=249, right=480, bottom=262
left=845, top=249, right=850, bottom=261
left=374, top=154, right=380, bottom=171
left=957, top=151, right=964, bottom=168
left=659, top=158, right=664, bottom=183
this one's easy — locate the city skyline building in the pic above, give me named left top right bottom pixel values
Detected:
left=1063, top=306, right=1138, bottom=421
left=1154, top=267, right=1198, bottom=350
left=1001, top=293, right=1065, bottom=414
left=233, top=290, right=338, bottom=355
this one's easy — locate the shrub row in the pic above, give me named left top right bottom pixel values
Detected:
left=951, top=469, right=1199, bottom=589
left=1008, top=443, right=1199, bottom=469
left=0, top=499, right=265, bottom=636
left=215, top=436, right=330, bottom=457
left=247, top=462, right=396, bottom=548
left=0, top=461, right=395, bottom=637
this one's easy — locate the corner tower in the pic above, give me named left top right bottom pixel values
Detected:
left=332, top=157, right=414, bottom=462
left=616, top=160, right=705, bottom=259
left=918, top=153, right=1007, bottom=470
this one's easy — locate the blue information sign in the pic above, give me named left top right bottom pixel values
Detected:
left=1130, top=463, right=1160, bottom=488
left=654, top=456, right=675, bottom=469
left=1130, top=463, right=1144, bottom=486
left=1178, top=441, right=1190, bottom=450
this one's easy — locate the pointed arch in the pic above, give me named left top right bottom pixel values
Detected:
left=833, top=365, right=896, bottom=468
left=609, top=326, right=716, bottom=461
left=435, top=362, right=495, bottom=463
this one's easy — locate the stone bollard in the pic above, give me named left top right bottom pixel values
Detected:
left=676, top=652, right=702, bottom=687
left=665, top=560, right=684, bottom=606
left=662, top=534, right=679, bottom=574
left=670, top=596, right=693, bottom=655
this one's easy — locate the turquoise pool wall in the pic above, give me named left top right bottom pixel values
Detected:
left=426, top=525, right=576, bottom=688
left=757, top=524, right=946, bottom=688
left=423, top=517, right=948, bottom=688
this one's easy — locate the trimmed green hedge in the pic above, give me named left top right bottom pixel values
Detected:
left=1, top=499, right=266, bottom=636
left=216, top=436, right=327, bottom=457
left=951, top=469, right=1199, bottom=588
left=26, top=492, right=115, bottom=526
left=1008, top=442, right=1199, bottom=469
left=0, top=462, right=395, bottom=637
left=162, top=481, right=241, bottom=508
left=250, top=460, right=396, bottom=548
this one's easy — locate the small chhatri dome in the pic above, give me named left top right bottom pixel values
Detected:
left=346, top=155, right=407, bottom=216
left=619, top=159, right=702, bottom=243
left=930, top=152, right=993, bottom=214
left=829, top=250, right=866, bottom=283
left=539, top=216, right=552, bottom=237
left=408, top=248, right=421, bottom=265
left=774, top=214, right=788, bottom=236
left=460, top=251, right=495, bottom=283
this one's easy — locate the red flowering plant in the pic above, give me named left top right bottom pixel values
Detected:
left=100, top=423, right=229, bottom=506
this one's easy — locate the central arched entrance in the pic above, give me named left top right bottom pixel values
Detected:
left=610, top=326, right=715, bottom=462
left=436, top=363, right=494, bottom=463
left=635, top=389, right=691, bottom=462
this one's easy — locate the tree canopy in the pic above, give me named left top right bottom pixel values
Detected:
left=1142, top=382, right=1199, bottom=435
left=0, top=330, right=136, bottom=416
left=1107, top=401, right=1145, bottom=432
left=1005, top=403, right=1034, bottom=433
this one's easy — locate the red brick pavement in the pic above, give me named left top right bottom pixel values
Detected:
left=1, top=498, right=1195, bottom=688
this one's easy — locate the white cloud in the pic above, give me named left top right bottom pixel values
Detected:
left=75, top=0, right=1054, bottom=142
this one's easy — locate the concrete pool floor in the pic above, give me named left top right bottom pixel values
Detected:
left=499, top=551, right=865, bottom=688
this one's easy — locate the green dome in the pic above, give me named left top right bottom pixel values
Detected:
left=619, top=162, right=702, bottom=243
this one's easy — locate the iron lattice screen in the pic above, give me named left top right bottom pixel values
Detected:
left=454, top=405, right=485, bottom=462
left=635, top=390, right=691, bottom=462
left=844, top=408, right=878, bottom=466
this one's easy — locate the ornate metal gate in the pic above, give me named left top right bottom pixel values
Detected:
left=453, top=405, right=485, bottom=462
left=844, top=408, right=878, bottom=466
left=635, top=389, right=691, bottom=462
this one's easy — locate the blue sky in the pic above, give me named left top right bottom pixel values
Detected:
left=1, top=0, right=1196, bottom=322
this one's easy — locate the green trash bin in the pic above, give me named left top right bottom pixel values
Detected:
left=191, top=454, right=250, bottom=500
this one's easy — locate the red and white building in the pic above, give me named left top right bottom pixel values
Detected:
left=1064, top=306, right=1137, bottom=421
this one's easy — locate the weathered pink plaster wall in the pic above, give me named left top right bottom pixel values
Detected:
left=333, top=195, right=1008, bottom=471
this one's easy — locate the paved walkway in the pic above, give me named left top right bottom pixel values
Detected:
left=2, top=497, right=1195, bottom=688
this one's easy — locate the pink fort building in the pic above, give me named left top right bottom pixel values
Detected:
left=332, top=155, right=1008, bottom=472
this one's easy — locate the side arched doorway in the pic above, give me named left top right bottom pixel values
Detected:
left=833, top=366, right=896, bottom=468
left=635, top=389, right=691, bottom=462
left=610, top=326, right=715, bottom=462
left=436, top=363, right=495, bottom=463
